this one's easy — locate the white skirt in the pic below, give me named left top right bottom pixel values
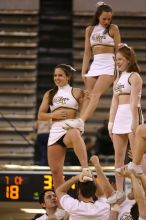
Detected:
left=112, top=104, right=132, bottom=134
left=85, top=53, right=116, bottom=77
left=112, top=104, right=143, bottom=134
left=48, top=120, right=67, bottom=146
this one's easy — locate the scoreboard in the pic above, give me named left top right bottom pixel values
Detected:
left=0, top=172, right=76, bottom=201
left=0, top=167, right=115, bottom=202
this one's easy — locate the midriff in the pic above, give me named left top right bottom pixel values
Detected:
left=52, top=107, right=78, bottom=122
left=118, top=94, right=141, bottom=106
left=92, top=45, right=114, bottom=55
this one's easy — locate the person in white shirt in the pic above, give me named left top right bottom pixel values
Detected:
left=36, top=190, right=67, bottom=220
left=56, top=156, right=111, bottom=220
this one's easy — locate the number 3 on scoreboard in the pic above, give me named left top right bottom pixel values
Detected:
left=43, top=175, right=53, bottom=190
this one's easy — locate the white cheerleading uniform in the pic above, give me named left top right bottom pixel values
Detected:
left=48, top=84, right=79, bottom=146
left=85, top=24, right=116, bottom=77
left=112, top=72, right=143, bottom=134
left=118, top=198, right=135, bottom=220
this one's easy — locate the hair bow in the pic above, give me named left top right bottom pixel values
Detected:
left=118, top=43, right=131, bottom=49
left=96, top=1, right=106, bottom=7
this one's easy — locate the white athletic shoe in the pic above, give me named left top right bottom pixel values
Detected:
left=127, top=162, right=143, bottom=175
left=82, top=176, right=93, bottom=182
left=79, top=168, right=93, bottom=182
left=116, top=162, right=143, bottom=176
left=107, top=191, right=126, bottom=204
left=62, top=118, right=84, bottom=133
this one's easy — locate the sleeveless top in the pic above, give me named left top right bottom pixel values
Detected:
left=50, top=84, right=79, bottom=112
left=90, top=24, right=115, bottom=47
left=114, top=71, right=141, bottom=96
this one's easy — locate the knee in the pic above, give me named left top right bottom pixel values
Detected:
left=67, top=128, right=81, bottom=138
left=90, top=91, right=102, bottom=99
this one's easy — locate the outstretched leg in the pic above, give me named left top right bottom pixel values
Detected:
left=62, top=75, right=114, bottom=132
left=81, top=75, right=114, bottom=121
left=80, top=77, right=96, bottom=116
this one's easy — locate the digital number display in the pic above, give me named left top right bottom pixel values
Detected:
left=0, top=171, right=115, bottom=202
left=0, top=173, right=78, bottom=202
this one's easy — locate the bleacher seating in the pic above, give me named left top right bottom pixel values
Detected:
left=72, top=12, right=146, bottom=138
left=0, top=9, right=39, bottom=164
